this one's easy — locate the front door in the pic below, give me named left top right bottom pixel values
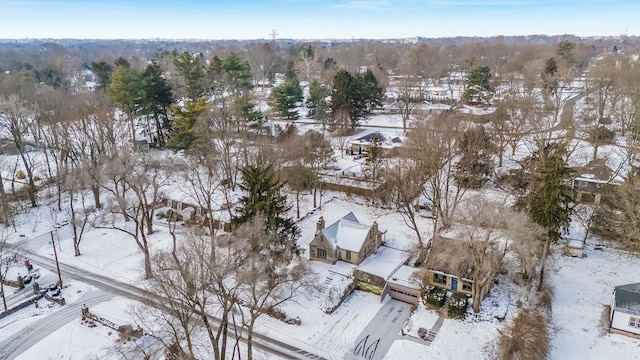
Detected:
left=451, top=277, right=458, bottom=291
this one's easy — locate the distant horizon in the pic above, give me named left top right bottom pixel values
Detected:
left=2, top=0, right=638, bottom=40
left=0, top=33, right=634, bottom=42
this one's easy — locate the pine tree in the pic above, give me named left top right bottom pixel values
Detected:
left=527, top=142, right=574, bottom=290
left=357, top=69, right=383, bottom=113
left=331, top=69, right=362, bottom=130
left=455, top=127, right=497, bottom=189
left=271, top=77, right=303, bottom=119
left=91, top=61, right=113, bottom=90
left=173, top=51, right=205, bottom=100
left=142, top=63, right=174, bottom=147
left=464, top=65, right=493, bottom=102
left=234, top=159, right=299, bottom=253
left=166, top=97, right=208, bottom=150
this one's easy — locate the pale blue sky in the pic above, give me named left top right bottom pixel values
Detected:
left=1, top=0, right=638, bottom=39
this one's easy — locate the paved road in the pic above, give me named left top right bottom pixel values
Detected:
left=344, top=299, right=412, bottom=360
left=11, top=245, right=327, bottom=359
left=0, top=290, right=113, bottom=360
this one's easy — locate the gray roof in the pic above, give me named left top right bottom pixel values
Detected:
left=614, top=283, right=640, bottom=316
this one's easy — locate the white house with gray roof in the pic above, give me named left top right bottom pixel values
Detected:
left=308, top=212, right=385, bottom=265
left=610, top=283, right=640, bottom=338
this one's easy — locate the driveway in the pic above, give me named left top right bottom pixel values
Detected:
left=343, top=299, right=412, bottom=360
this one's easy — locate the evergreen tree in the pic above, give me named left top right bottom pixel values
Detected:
left=307, top=79, right=329, bottom=118
left=141, top=63, right=174, bottom=147
left=166, top=97, right=208, bottom=150
left=114, top=57, right=130, bottom=68
left=331, top=69, right=363, bottom=130
left=91, top=61, right=113, bottom=90
left=357, top=69, right=383, bottom=112
left=221, top=52, right=252, bottom=96
left=526, top=142, right=574, bottom=290
left=173, top=51, right=205, bottom=100
left=464, top=65, right=493, bottom=102
left=234, top=158, right=299, bottom=253
left=455, top=127, right=497, bottom=189
left=232, top=94, right=264, bottom=131
left=271, top=77, right=303, bottom=119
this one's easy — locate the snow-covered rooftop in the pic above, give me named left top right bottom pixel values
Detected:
left=321, top=212, right=373, bottom=252
left=356, top=246, right=408, bottom=280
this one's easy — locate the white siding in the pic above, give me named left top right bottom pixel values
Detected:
left=611, top=311, right=640, bottom=335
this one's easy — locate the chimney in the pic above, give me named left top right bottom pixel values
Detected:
left=317, top=216, right=325, bottom=231
left=372, top=220, right=380, bottom=252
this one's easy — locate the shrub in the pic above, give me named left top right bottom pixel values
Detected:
left=447, top=292, right=468, bottom=319
left=426, top=286, right=447, bottom=308
left=16, top=170, right=25, bottom=180
left=497, top=308, right=550, bottom=360
left=117, top=324, right=143, bottom=342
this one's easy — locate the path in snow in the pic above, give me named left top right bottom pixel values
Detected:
left=0, top=290, right=112, bottom=360
left=343, top=299, right=412, bottom=360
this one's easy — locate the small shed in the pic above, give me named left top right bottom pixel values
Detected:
left=564, top=238, right=585, bottom=258
left=610, top=283, right=640, bottom=339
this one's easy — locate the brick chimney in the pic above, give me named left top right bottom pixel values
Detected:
left=372, top=220, right=380, bottom=252
left=317, top=216, right=325, bottom=231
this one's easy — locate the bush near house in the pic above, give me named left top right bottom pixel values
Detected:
left=355, top=280, right=383, bottom=295
left=426, top=286, right=448, bottom=308
left=447, top=292, right=468, bottom=319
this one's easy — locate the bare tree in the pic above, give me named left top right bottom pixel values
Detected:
left=378, top=155, right=429, bottom=251
left=293, top=47, right=321, bottom=84
left=0, top=228, right=20, bottom=311
left=0, top=94, right=39, bottom=207
left=427, top=199, right=543, bottom=313
left=407, top=114, right=466, bottom=233
left=234, top=216, right=315, bottom=360
left=97, top=151, right=169, bottom=279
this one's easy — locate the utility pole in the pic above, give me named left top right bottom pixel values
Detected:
left=50, top=231, right=63, bottom=287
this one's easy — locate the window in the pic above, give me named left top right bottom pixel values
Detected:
left=462, top=282, right=472, bottom=292
left=630, top=316, right=640, bottom=328
left=177, top=202, right=182, bottom=211
left=345, top=250, right=352, bottom=260
left=167, top=199, right=173, bottom=208
left=196, top=207, right=202, bottom=216
left=434, top=273, right=447, bottom=285
left=317, top=248, right=327, bottom=259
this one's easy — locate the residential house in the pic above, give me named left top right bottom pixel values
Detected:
left=309, top=212, right=385, bottom=266
left=422, top=235, right=478, bottom=297
left=570, top=158, right=623, bottom=204
left=160, top=198, right=232, bottom=232
left=349, top=130, right=403, bottom=156
left=610, top=283, right=640, bottom=339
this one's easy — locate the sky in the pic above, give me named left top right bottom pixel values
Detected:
left=0, top=0, right=638, bottom=40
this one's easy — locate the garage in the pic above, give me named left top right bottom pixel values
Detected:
left=383, top=265, right=422, bottom=305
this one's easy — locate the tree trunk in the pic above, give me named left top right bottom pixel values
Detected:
left=313, top=186, right=317, bottom=208
left=537, top=235, right=552, bottom=292
left=0, top=175, right=9, bottom=226
left=18, top=150, right=37, bottom=207
left=92, top=185, right=101, bottom=209
left=70, top=192, right=81, bottom=256
left=247, top=318, right=256, bottom=360
left=1, top=280, right=6, bottom=311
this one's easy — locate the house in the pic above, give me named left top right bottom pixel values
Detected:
left=349, top=130, right=403, bottom=156
left=570, top=158, right=623, bottom=204
left=422, top=235, right=479, bottom=297
left=382, top=265, right=422, bottom=305
left=160, top=198, right=232, bottom=232
left=610, top=283, right=640, bottom=339
left=308, top=212, right=385, bottom=266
